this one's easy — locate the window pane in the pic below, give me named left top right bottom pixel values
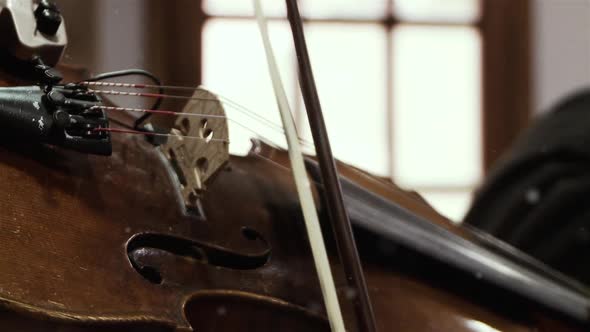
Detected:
left=301, top=0, right=388, bottom=19
left=298, top=24, right=388, bottom=176
left=393, top=0, right=481, bottom=23
left=203, top=19, right=296, bottom=155
left=419, top=191, right=473, bottom=222
left=203, top=0, right=286, bottom=17
left=392, top=25, right=482, bottom=187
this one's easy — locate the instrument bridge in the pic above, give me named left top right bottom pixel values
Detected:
left=160, top=88, right=230, bottom=215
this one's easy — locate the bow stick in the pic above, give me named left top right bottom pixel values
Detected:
left=284, top=0, right=377, bottom=331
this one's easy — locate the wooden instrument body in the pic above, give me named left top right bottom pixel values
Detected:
left=0, top=70, right=582, bottom=331
left=0, top=136, right=528, bottom=331
left=0, top=59, right=580, bottom=332
left=0, top=2, right=580, bottom=330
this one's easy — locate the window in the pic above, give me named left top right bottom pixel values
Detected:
left=202, top=1, right=485, bottom=222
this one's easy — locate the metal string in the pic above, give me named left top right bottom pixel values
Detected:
left=86, top=87, right=314, bottom=148
left=92, top=105, right=298, bottom=150
left=89, top=87, right=402, bottom=195
left=93, top=127, right=229, bottom=143
left=82, top=81, right=283, bottom=131
left=82, top=81, right=289, bottom=135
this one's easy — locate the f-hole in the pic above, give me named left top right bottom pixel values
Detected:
left=127, top=231, right=271, bottom=284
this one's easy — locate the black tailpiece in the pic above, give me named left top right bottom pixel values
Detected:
left=0, top=82, right=111, bottom=156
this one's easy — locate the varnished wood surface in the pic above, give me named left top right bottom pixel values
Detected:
left=0, top=66, right=582, bottom=331
left=0, top=134, right=555, bottom=331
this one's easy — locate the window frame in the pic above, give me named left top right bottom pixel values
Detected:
left=145, top=0, right=532, bottom=217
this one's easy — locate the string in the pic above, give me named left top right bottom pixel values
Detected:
left=92, top=106, right=316, bottom=182
left=100, top=121, right=407, bottom=222
left=83, top=81, right=402, bottom=196
left=250, top=145, right=408, bottom=200
left=88, top=89, right=204, bottom=101
left=82, top=81, right=285, bottom=133
left=94, top=105, right=226, bottom=119
left=100, top=114, right=403, bottom=203
left=83, top=80, right=306, bottom=146
left=88, top=89, right=309, bottom=142
left=91, top=94, right=406, bottom=201
left=96, top=112, right=293, bottom=176
left=94, top=127, right=229, bottom=143
left=82, top=81, right=197, bottom=91
left=86, top=89, right=315, bottom=149
left=97, top=113, right=321, bottom=189
left=86, top=85, right=286, bottom=133
left=93, top=104, right=402, bottom=196
left=92, top=105, right=302, bottom=150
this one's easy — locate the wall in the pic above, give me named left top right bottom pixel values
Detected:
left=56, top=0, right=147, bottom=73
left=533, top=0, right=590, bottom=113
left=55, top=0, right=202, bottom=85
left=54, top=0, right=203, bottom=121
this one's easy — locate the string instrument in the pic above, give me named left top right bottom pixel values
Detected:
left=0, top=1, right=588, bottom=331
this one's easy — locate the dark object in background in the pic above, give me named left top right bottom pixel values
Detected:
left=465, top=89, right=590, bottom=286
left=34, top=0, right=62, bottom=36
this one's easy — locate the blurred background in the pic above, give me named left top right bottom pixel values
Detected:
left=54, top=0, right=590, bottom=222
